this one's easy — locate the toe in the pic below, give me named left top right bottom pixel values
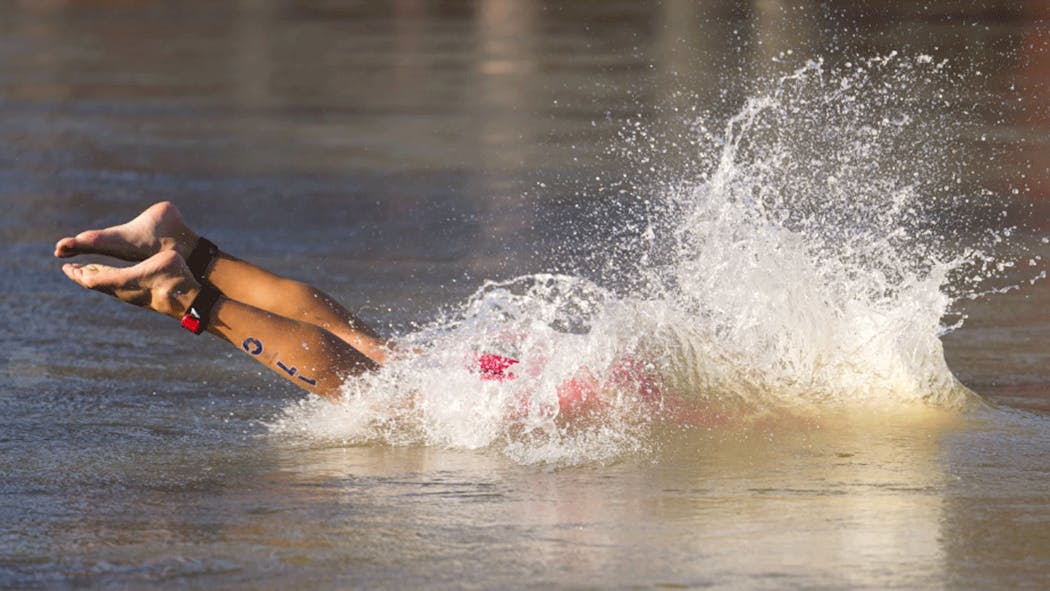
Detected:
left=55, top=230, right=105, bottom=257
left=61, top=263, right=84, bottom=285
left=63, top=262, right=112, bottom=290
left=54, top=237, right=79, bottom=258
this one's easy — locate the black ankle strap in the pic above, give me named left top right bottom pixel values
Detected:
left=186, top=237, right=218, bottom=283
left=180, top=284, right=221, bottom=335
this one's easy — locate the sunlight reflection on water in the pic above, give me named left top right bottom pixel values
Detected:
left=3, top=0, right=1050, bottom=589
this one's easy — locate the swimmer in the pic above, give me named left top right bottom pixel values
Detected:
left=55, top=201, right=388, bottom=400
left=54, top=202, right=679, bottom=420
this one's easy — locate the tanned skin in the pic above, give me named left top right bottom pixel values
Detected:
left=56, top=202, right=385, bottom=400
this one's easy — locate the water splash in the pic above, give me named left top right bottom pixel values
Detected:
left=637, top=55, right=991, bottom=409
left=272, top=55, right=1014, bottom=464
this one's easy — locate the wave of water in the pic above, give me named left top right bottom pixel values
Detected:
left=272, top=55, right=1018, bottom=465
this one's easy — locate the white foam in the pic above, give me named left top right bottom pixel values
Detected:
left=271, top=56, right=1012, bottom=465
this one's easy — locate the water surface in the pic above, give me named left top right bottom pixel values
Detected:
left=3, top=1, right=1050, bottom=589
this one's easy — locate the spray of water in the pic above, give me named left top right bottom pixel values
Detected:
left=635, top=55, right=992, bottom=409
left=271, top=55, right=1014, bottom=465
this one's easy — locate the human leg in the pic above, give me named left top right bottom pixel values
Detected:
left=54, top=201, right=387, bottom=363
left=60, top=251, right=376, bottom=400
left=205, top=253, right=387, bottom=363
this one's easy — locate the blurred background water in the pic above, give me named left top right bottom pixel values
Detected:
left=3, top=1, right=1050, bottom=589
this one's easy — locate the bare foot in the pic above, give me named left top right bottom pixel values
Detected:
left=61, top=251, right=201, bottom=319
left=54, top=201, right=200, bottom=262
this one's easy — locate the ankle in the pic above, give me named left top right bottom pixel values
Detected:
left=152, top=276, right=201, bottom=319
left=171, top=229, right=201, bottom=260
left=151, top=201, right=200, bottom=259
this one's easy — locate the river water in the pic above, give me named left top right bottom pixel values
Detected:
left=3, top=1, right=1050, bottom=589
